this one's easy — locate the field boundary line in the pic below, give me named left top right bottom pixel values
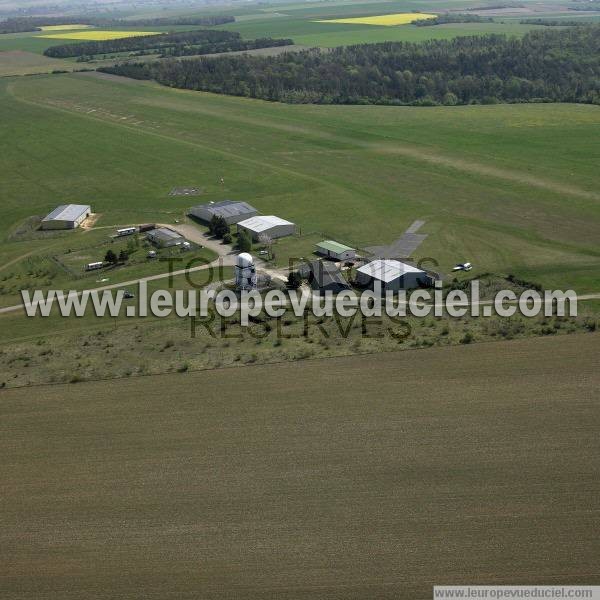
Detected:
left=1, top=329, right=597, bottom=392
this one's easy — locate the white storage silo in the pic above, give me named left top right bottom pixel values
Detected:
left=235, top=252, right=257, bottom=291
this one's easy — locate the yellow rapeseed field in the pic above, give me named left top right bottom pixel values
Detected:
left=39, top=30, right=160, bottom=41
left=315, top=12, right=437, bottom=26
left=39, top=24, right=92, bottom=31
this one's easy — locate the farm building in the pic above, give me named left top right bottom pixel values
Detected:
left=146, top=227, right=185, bottom=248
left=357, top=259, right=429, bottom=292
left=316, top=240, right=356, bottom=261
left=189, top=200, right=258, bottom=225
left=299, top=260, right=351, bottom=294
left=40, top=204, right=91, bottom=230
left=237, top=215, right=295, bottom=241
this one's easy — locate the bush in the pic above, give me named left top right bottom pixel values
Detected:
left=287, top=271, right=302, bottom=289
left=460, top=332, right=474, bottom=344
left=237, top=229, right=252, bottom=252
left=209, top=215, right=230, bottom=239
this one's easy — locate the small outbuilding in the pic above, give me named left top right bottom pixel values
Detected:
left=147, top=227, right=185, bottom=248
left=237, top=215, right=295, bottom=241
left=41, top=204, right=91, bottom=230
left=357, top=259, right=429, bottom=292
left=189, top=200, right=258, bottom=225
left=299, top=260, right=351, bottom=294
left=316, top=240, right=356, bottom=261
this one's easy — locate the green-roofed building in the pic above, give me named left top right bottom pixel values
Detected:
left=315, top=240, right=356, bottom=261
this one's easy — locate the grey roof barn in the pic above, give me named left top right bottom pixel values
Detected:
left=189, top=200, right=258, bottom=225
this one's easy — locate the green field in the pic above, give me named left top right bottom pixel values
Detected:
left=2, top=333, right=599, bottom=599
left=217, top=15, right=541, bottom=47
left=211, top=0, right=581, bottom=46
left=2, top=72, right=599, bottom=299
left=0, top=0, right=580, bottom=58
left=0, top=24, right=212, bottom=55
left=0, top=50, right=76, bottom=76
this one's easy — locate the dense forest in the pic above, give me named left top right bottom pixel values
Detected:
left=0, top=15, right=234, bottom=34
left=44, top=29, right=292, bottom=59
left=101, top=25, right=600, bottom=106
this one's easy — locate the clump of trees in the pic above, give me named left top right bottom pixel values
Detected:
left=209, top=215, right=230, bottom=239
left=287, top=271, right=302, bottom=289
left=104, top=248, right=129, bottom=264
left=44, top=29, right=292, bottom=59
left=237, top=230, right=252, bottom=252
left=102, top=25, right=600, bottom=106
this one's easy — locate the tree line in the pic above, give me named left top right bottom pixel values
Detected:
left=101, top=25, right=600, bottom=106
left=0, top=17, right=85, bottom=34
left=162, top=37, right=293, bottom=58
left=569, top=2, right=600, bottom=10
left=414, top=13, right=493, bottom=26
left=519, top=18, right=591, bottom=26
left=0, top=15, right=234, bottom=34
left=44, top=29, right=291, bottom=59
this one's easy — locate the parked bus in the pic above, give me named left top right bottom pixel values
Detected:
left=116, top=227, right=137, bottom=237
left=85, top=262, right=104, bottom=271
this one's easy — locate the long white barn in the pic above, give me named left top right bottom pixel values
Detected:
left=237, top=215, right=295, bottom=240
left=357, top=259, right=428, bottom=291
left=41, top=204, right=91, bottom=230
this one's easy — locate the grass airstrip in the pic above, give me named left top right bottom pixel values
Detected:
left=315, top=12, right=437, bottom=26
left=39, top=30, right=161, bottom=41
